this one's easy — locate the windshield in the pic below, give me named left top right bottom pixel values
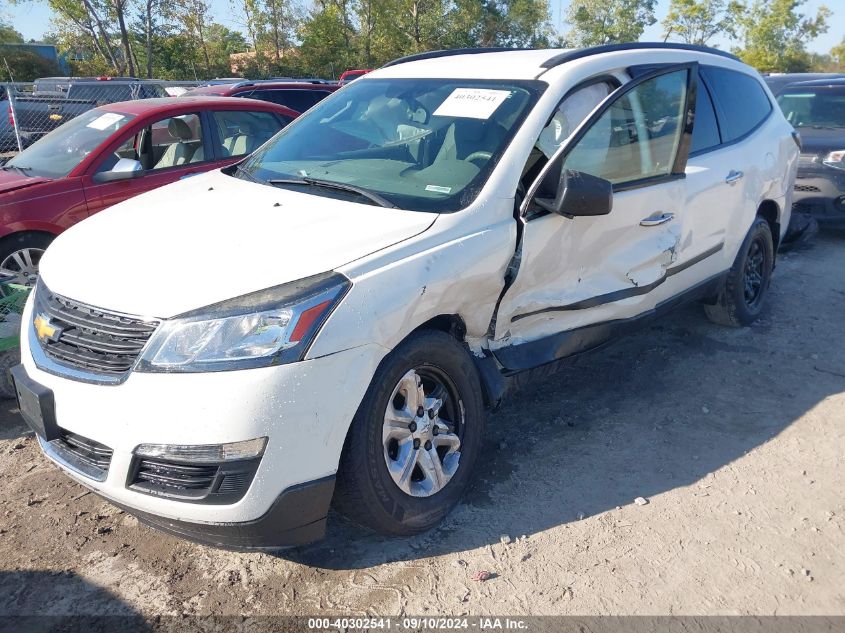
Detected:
left=777, top=86, right=845, bottom=129
left=5, top=109, right=135, bottom=179
left=235, top=78, right=543, bottom=212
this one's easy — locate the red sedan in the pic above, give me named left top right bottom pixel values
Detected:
left=0, top=96, right=297, bottom=284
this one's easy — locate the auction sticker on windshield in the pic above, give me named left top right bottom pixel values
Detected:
left=433, top=88, right=511, bottom=119
left=86, top=112, right=125, bottom=130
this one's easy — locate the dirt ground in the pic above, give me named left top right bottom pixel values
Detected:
left=1, top=233, right=844, bottom=618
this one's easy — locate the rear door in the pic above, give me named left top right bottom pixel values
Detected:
left=492, top=64, right=699, bottom=370
left=693, top=67, right=776, bottom=257
left=208, top=108, right=293, bottom=160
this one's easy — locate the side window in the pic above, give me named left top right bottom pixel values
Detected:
left=564, top=68, right=690, bottom=185
left=212, top=110, right=285, bottom=158
left=245, top=89, right=329, bottom=112
left=702, top=67, right=772, bottom=142
left=520, top=80, right=614, bottom=189
left=148, top=114, right=205, bottom=169
left=690, top=82, right=721, bottom=154
left=280, top=90, right=330, bottom=112
left=96, top=114, right=206, bottom=173
left=97, top=130, right=143, bottom=173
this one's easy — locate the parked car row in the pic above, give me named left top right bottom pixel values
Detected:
left=4, top=76, right=347, bottom=151
left=9, top=43, right=801, bottom=550
left=184, top=79, right=341, bottom=112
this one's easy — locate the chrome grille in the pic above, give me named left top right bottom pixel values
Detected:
left=35, top=287, right=159, bottom=376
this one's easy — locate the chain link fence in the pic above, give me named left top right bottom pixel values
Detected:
left=1, top=80, right=201, bottom=161
left=1, top=82, right=33, bottom=158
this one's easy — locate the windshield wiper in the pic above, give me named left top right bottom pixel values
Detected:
left=234, top=164, right=267, bottom=185
left=268, top=177, right=396, bottom=209
left=1, top=164, right=33, bottom=173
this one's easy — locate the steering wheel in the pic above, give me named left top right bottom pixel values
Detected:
left=465, top=151, right=492, bottom=167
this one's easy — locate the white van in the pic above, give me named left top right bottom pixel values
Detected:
left=13, top=44, right=798, bottom=549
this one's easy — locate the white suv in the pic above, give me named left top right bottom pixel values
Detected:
left=13, top=44, right=798, bottom=549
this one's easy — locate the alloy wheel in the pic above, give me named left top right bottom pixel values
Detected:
left=743, top=238, right=766, bottom=308
left=382, top=367, right=463, bottom=498
left=0, top=248, right=44, bottom=287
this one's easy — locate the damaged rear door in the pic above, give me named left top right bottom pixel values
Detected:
left=491, top=64, right=699, bottom=370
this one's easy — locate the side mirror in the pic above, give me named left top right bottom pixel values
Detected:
left=92, top=158, right=144, bottom=183
left=535, top=169, right=613, bottom=218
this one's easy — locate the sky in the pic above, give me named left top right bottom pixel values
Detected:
left=3, top=0, right=843, bottom=55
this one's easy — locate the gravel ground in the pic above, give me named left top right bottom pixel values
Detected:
left=1, top=233, right=844, bottom=618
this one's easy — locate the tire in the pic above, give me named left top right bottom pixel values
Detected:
left=0, top=232, right=53, bottom=287
left=333, top=330, right=485, bottom=536
left=704, top=217, right=774, bottom=327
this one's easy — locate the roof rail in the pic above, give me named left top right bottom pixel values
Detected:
left=382, top=47, right=531, bottom=68
left=541, top=42, right=740, bottom=68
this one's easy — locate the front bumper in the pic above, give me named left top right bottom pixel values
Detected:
left=793, top=167, right=845, bottom=225
left=17, top=296, right=387, bottom=547
left=106, top=475, right=336, bottom=551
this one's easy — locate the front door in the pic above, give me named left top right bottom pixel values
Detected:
left=492, top=64, right=699, bottom=370
left=84, top=112, right=215, bottom=215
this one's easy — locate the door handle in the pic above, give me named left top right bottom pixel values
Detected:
left=725, top=170, right=744, bottom=185
left=640, top=212, right=674, bottom=227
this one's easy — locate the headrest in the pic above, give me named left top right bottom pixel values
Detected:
left=168, top=117, right=193, bottom=140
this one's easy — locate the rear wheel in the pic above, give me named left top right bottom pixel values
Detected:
left=333, top=330, right=485, bottom=536
left=0, top=233, right=53, bottom=287
left=704, top=217, right=774, bottom=327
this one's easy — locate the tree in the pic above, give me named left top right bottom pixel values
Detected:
left=445, top=0, right=553, bottom=48
left=136, top=0, right=165, bottom=78
left=296, top=1, right=355, bottom=77
left=0, top=48, right=62, bottom=81
left=564, top=0, right=657, bottom=46
left=502, top=0, right=554, bottom=47
left=262, top=0, right=293, bottom=63
left=662, top=0, right=744, bottom=45
left=0, top=23, right=25, bottom=44
left=0, top=25, right=61, bottom=81
left=831, top=38, right=845, bottom=70
left=735, top=0, right=831, bottom=72
left=173, top=0, right=214, bottom=75
left=111, top=0, right=137, bottom=76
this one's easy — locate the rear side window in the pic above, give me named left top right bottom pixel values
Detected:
left=68, top=83, right=133, bottom=103
left=702, top=67, right=772, bottom=142
left=690, top=82, right=721, bottom=154
left=212, top=110, right=286, bottom=158
left=243, top=89, right=330, bottom=113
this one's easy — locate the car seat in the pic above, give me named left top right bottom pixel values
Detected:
left=154, top=118, right=199, bottom=169
left=223, top=119, right=261, bottom=157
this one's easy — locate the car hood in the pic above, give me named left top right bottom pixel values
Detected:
left=795, top=126, right=845, bottom=154
left=0, top=169, right=51, bottom=195
left=40, top=170, right=437, bottom=318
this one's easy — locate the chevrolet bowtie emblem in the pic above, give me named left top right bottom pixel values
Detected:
left=34, top=313, right=62, bottom=343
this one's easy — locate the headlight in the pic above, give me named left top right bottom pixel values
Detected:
left=136, top=271, right=350, bottom=372
left=823, top=150, right=845, bottom=170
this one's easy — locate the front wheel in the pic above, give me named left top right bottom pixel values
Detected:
left=333, top=330, right=485, bottom=536
left=704, top=217, right=774, bottom=327
left=0, top=233, right=53, bottom=287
